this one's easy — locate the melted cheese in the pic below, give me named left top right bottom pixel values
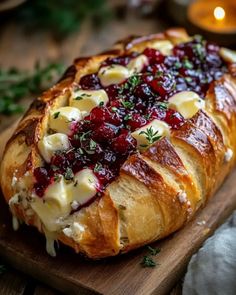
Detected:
left=219, top=48, right=236, bottom=63
left=68, top=168, right=98, bottom=205
left=49, top=107, right=82, bottom=134
left=38, top=133, right=70, bottom=163
left=168, top=91, right=205, bottom=119
left=31, top=178, right=71, bottom=232
left=132, top=119, right=170, bottom=150
left=149, top=40, right=173, bottom=55
left=70, top=89, right=109, bottom=116
left=98, top=65, right=130, bottom=87
left=127, top=54, right=149, bottom=74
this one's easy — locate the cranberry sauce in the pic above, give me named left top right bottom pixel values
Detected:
left=34, top=35, right=227, bottom=200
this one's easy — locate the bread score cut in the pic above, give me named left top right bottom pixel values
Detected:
left=1, top=28, right=236, bottom=259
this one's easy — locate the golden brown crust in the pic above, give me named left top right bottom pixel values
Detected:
left=1, top=28, right=236, bottom=258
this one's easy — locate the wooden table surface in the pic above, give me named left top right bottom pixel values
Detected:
left=0, top=2, right=183, bottom=294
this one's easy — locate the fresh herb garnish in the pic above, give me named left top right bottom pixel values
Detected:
left=139, top=126, right=161, bottom=144
left=140, top=246, right=161, bottom=268
left=183, top=59, right=193, bottom=70
left=54, top=174, right=61, bottom=182
left=141, top=256, right=156, bottom=267
left=53, top=111, right=60, bottom=119
left=89, top=139, right=97, bottom=151
left=121, top=100, right=134, bottom=109
left=75, top=93, right=92, bottom=100
left=111, top=107, right=118, bottom=113
left=156, top=102, right=168, bottom=110
left=119, top=75, right=141, bottom=95
left=124, top=114, right=132, bottom=121
left=147, top=246, right=161, bottom=256
left=94, top=163, right=102, bottom=173
left=51, top=165, right=59, bottom=171
left=64, top=167, right=74, bottom=181
left=0, top=62, right=64, bottom=115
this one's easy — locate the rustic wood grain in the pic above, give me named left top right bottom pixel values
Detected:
left=34, top=284, right=61, bottom=295
left=0, top=121, right=236, bottom=295
left=0, top=270, right=28, bottom=295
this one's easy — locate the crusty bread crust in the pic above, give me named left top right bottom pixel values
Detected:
left=1, top=28, right=236, bottom=258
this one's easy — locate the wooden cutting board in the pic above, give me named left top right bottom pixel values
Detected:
left=0, top=124, right=236, bottom=295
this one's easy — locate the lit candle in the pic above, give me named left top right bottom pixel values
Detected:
left=187, top=0, right=236, bottom=46
left=214, top=6, right=225, bottom=23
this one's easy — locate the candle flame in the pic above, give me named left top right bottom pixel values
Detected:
left=214, top=6, right=225, bottom=21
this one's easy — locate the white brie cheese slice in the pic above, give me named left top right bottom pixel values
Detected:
left=49, top=107, right=82, bottom=134
left=31, top=178, right=71, bottom=232
left=168, top=91, right=205, bottom=119
left=127, top=54, right=149, bottom=74
left=132, top=119, right=170, bottom=150
left=98, top=65, right=130, bottom=87
left=38, top=133, right=70, bottom=163
left=68, top=168, right=98, bottom=205
left=149, top=40, right=173, bottom=55
left=70, top=89, right=109, bottom=116
left=219, top=48, right=236, bottom=63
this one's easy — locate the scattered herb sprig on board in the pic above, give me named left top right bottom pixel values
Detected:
left=141, top=246, right=161, bottom=268
left=0, top=62, right=64, bottom=115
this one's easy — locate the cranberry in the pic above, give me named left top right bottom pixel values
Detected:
left=92, top=123, right=117, bottom=142
left=95, top=166, right=115, bottom=185
left=34, top=167, right=50, bottom=185
left=143, top=48, right=165, bottom=64
left=165, top=109, right=184, bottom=129
left=134, top=83, right=153, bottom=100
left=151, top=75, right=176, bottom=97
left=206, top=42, right=219, bottom=54
left=127, top=114, right=147, bottom=131
left=105, top=85, right=120, bottom=100
left=89, top=107, right=109, bottom=124
left=79, top=74, right=101, bottom=90
left=111, top=130, right=137, bottom=154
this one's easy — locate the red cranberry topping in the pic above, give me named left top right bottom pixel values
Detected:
left=79, top=74, right=101, bottom=90
left=34, top=34, right=228, bottom=210
left=111, top=130, right=137, bottom=154
left=143, top=48, right=165, bottom=64
left=127, top=113, right=147, bottom=131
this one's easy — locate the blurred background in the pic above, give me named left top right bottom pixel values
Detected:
left=0, top=0, right=235, bottom=129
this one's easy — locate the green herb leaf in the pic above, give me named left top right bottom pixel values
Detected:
left=147, top=246, right=161, bottom=256
left=53, top=111, right=60, bottom=119
left=64, top=167, right=74, bottom=181
left=0, top=62, right=64, bottom=115
left=139, top=126, right=162, bottom=144
left=94, top=163, right=102, bottom=173
left=141, top=256, right=156, bottom=268
left=121, top=100, right=134, bottom=109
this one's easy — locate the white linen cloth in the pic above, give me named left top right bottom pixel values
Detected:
left=183, top=211, right=236, bottom=295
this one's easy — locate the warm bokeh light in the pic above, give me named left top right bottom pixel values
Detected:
left=214, top=6, right=225, bottom=21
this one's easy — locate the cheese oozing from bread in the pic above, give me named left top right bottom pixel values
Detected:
left=168, top=91, right=205, bottom=119
left=31, top=169, right=98, bottom=232
left=132, top=119, right=170, bottom=150
left=98, top=65, right=130, bottom=87
left=38, top=133, right=70, bottom=163
left=70, top=89, right=109, bottom=116
left=49, top=107, right=82, bottom=134
left=31, top=177, right=71, bottom=232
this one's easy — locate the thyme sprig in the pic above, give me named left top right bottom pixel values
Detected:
left=0, top=62, right=64, bottom=115
left=139, top=126, right=162, bottom=144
